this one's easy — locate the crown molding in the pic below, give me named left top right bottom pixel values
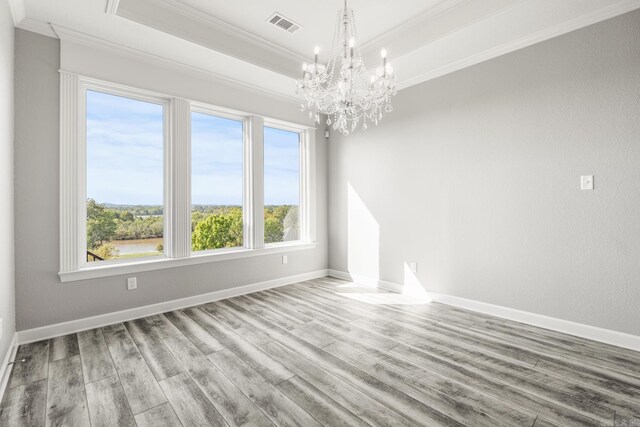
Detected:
left=396, top=0, right=640, bottom=91
left=361, top=0, right=467, bottom=54
left=7, top=0, right=25, bottom=26
left=363, top=0, right=527, bottom=62
left=160, top=0, right=306, bottom=62
left=116, top=0, right=306, bottom=78
left=105, top=0, right=120, bottom=15
left=51, top=24, right=299, bottom=103
left=16, top=16, right=57, bottom=38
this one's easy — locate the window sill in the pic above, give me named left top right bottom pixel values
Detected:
left=59, top=242, right=318, bottom=283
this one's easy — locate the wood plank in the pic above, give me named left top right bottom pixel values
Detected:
left=214, top=300, right=274, bottom=331
left=279, top=284, right=439, bottom=330
left=228, top=295, right=302, bottom=330
left=289, top=322, right=336, bottom=348
left=248, top=292, right=315, bottom=324
left=472, top=319, right=640, bottom=370
left=46, top=355, right=90, bottom=427
left=48, top=334, right=79, bottom=361
left=9, top=340, right=49, bottom=388
left=363, top=319, right=619, bottom=421
left=134, top=403, right=182, bottom=427
left=163, top=311, right=225, bottom=355
left=260, top=340, right=420, bottom=427
left=208, top=348, right=323, bottom=427
left=258, top=325, right=465, bottom=427
left=184, top=307, right=294, bottom=385
left=159, top=372, right=228, bottom=427
left=85, top=375, right=135, bottom=427
left=499, top=316, right=640, bottom=363
left=381, top=319, right=640, bottom=419
left=391, top=344, right=607, bottom=426
left=124, top=318, right=184, bottom=381
left=253, top=289, right=356, bottom=334
left=145, top=314, right=182, bottom=340
left=198, top=302, right=274, bottom=347
left=535, top=357, right=640, bottom=400
left=0, top=379, right=47, bottom=426
left=101, top=323, right=167, bottom=414
left=276, top=375, right=370, bottom=427
left=323, top=340, right=519, bottom=427
left=311, top=320, right=537, bottom=426
left=437, top=319, right=640, bottom=379
left=162, top=332, right=274, bottom=427
left=77, top=328, right=116, bottom=384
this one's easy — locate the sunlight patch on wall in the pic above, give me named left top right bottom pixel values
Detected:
left=347, top=183, right=379, bottom=282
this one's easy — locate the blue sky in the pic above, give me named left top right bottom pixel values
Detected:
left=87, top=90, right=300, bottom=206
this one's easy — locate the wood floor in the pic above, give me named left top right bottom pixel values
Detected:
left=1, top=277, right=639, bottom=426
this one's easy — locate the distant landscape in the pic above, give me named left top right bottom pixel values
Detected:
left=86, top=199, right=298, bottom=261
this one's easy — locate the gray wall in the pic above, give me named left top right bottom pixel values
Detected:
left=328, top=10, right=640, bottom=336
left=14, top=29, right=328, bottom=331
left=0, top=1, right=15, bottom=360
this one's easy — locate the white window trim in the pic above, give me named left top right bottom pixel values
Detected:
left=263, top=121, right=315, bottom=247
left=190, top=103, right=250, bottom=254
left=60, top=72, right=316, bottom=282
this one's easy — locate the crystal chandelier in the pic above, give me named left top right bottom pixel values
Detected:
left=296, top=0, right=397, bottom=136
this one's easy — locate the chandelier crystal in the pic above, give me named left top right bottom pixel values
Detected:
left=296, top=0, right=397, bottom=136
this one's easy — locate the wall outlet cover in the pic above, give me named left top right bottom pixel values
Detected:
left=581, top=175, right=594, bottom=190
left=127, top=277, right=137, bottom=290
left=408, top=262, right=418, bottom=273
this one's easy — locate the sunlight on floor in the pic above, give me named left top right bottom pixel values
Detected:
left=330, top=281, right=431, bottom=305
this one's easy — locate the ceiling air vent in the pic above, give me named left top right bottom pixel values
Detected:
left=267, top=13, right=302, bottom=34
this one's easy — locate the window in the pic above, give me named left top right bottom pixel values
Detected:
left=59, top=74, right=315, bottom=281
left=85, top=90, right=165, bottom=263
left=191, top=112, right=244, bottom=252
left=264, top=127, right=301, bottom=244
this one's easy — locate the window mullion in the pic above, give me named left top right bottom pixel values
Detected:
left=60, top=72, right=82, bottom=273
left=166, top=98, right=192, bottom=259
left=248, top=116, right=265, bottom=249
left=302, top=128, right=316, bottom=243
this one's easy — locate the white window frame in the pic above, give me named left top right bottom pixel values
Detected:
left=79, top=79, right=170, bottom=268
left=59, top=73, right=316, bottom=282
left=263, top=121, right=314, bottom=247
left=189, top=103, right=250, bottom=254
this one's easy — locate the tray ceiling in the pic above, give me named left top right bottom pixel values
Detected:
left=11, top=0, right=640, bottom=100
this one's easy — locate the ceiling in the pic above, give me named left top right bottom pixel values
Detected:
left=170, top=0, right=447, bottom=58
left=9, top=0, right=640, bottom=100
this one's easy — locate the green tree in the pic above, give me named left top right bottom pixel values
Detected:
left=94, top=242, right=119, bottom=260
left=192, top=208, right=243, bottom=251
left=264, top=216, right=283, bottom=244
left=87, top=199, right=117, bottom=249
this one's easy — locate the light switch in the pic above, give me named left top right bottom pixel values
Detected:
left=581, top=175, right=594, bottom=190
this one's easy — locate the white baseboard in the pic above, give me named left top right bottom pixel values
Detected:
left=328, top=269, right=640, bottom=352
left=17, top=269, right=328, bottom=345
left=0, top=333, right=18, bottom=401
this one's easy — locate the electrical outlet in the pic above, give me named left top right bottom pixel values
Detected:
left=127, top=277, right=137, bottom=290
left=408, top=262, right=418, bottom=273
left=581, top=175, right=594, bottom=190
left=282, top=255, right=288, bottom=264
